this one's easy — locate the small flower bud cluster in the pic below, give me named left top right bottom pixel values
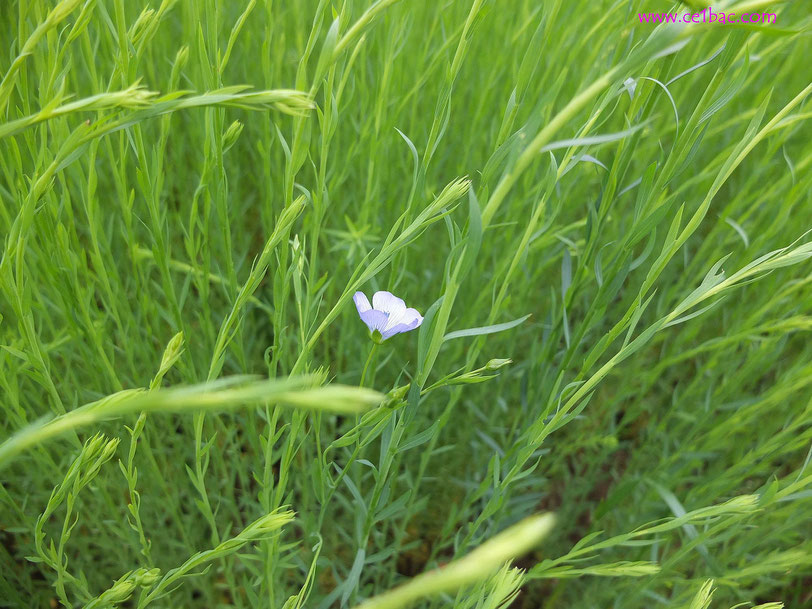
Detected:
left=89, top=568, right=161, bottom=608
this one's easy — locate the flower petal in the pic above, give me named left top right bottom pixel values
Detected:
left=359, top=309, right=388, bottom=334
left=401, top=308, right=423, bottom=326
left=380, top=315, right=423, bottom=340
left=383, top=309, right=408, bottom=331
left=372, top=291, right=406, bottom=318
left=353, top=291, right=372, bottom=314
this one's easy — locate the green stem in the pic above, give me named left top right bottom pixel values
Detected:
left=360, top=342, right=380, bottom=387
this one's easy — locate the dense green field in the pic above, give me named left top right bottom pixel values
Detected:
left=1, top=0, right=811, bottom=607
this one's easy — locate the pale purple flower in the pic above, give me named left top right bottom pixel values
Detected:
left=353, top=290, right=424, bottom=342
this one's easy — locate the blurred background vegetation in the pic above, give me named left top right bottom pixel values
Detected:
left=1, top=0, right=811, bottom=607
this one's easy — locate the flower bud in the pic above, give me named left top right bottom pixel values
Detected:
left=386, top=385, right=409, bottom=402
left=98, top=577, right=137, bottom=604
left=129, top=8, right=156, bottom=45
left=101, top=438, right=121, bottom=462
left=170, top=47, right=190, bottom=89
left=158, top=331, right=184, bottom=378
left=174, top=46, right=190, bottom=71
left=485, top=358, right=512, bottom=371
left=133, top=567, right=162, bottom=587
left=222, top=120, right=244, bottom=152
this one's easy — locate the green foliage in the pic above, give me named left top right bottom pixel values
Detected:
left=0, top=0, right=810, bottom=608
